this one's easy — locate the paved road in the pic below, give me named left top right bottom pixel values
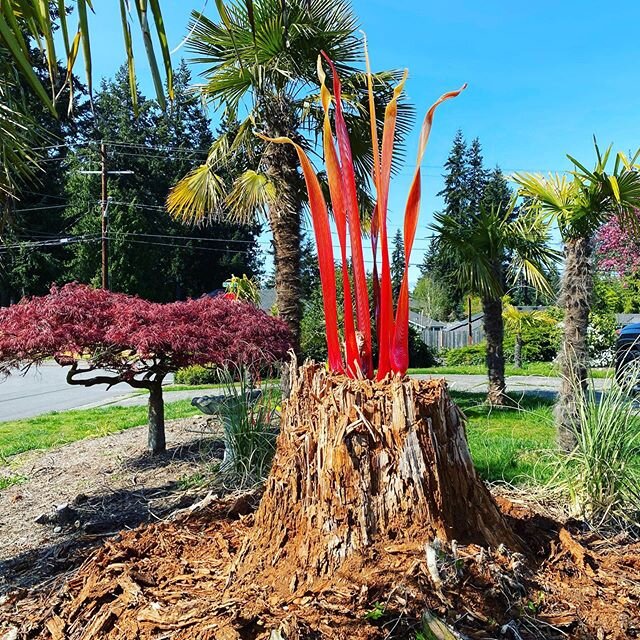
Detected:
left=1, top=364, right=611, bottom=422
left=413, top=373, right=608, bottom=397
left=0, top=363, right=176, bottom=422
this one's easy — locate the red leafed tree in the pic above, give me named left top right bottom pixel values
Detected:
left=0, top=283, right=292, bottom=454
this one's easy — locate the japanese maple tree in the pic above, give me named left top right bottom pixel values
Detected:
left=0, top=283, right=292, bottom=454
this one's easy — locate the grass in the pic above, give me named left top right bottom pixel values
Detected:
left=0, top=473, right=26, bottom=490
left=0, top=399, right=200, bottom=461
left=451, top=391, right=555, bottom=485
left=162, top=383, right=225, bottom=392
left=410, top=363, right=612, bottom=378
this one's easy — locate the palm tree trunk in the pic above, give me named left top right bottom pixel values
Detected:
left=514, top=334, right=523, bottom=369
left=483, top=296, right=506, bottom=405
left=556, top=236, right=592, bottom=451
left=262, top=96, right=304, bottom=350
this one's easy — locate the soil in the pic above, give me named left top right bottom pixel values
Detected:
left=0, top=416, right=222, bottom=595
left=1, top=491, right=638, bottom=640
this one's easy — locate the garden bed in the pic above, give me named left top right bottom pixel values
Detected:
left=1, top=489, right=638, bottom=639
left=0, top=416, right=222, bottom=595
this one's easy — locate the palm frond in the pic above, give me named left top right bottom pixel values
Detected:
left=0, top=0, right=173, bottom=111
left=0, top=73, right=42, bottom=203
left=515, top=141, right=640, bottom=241
left=226, top=169, right=276, bottom=223
left=166, top=164, right=226, bottom=225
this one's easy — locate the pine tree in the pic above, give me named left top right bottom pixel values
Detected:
left=391, top=229, right=405, bottom=300
left=482, top=167, right=512, bottom=216
left=467, top=138, right=488, bottom=216
left=299, top=235, right=320, bottom=301
left=437, top=130, right=469, bottom=221
left=423, top=130, right=470, bottom=317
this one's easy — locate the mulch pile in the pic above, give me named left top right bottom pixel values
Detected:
left=1, top=492, right=638, bottom=640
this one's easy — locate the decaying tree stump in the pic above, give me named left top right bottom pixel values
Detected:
left=234, top=361, right=519, bottom=589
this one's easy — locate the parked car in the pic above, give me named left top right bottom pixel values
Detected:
left=615, top=323, right=640, bottom=391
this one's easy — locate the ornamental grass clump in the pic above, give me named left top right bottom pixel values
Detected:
left=214, top=364, right=280, bottom=488
left=549, top=371, right=640, bottom=531
left=263, top=48, right=465, bottom=380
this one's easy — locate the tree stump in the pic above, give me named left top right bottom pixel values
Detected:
left=234, top=361, right=519, bottom=589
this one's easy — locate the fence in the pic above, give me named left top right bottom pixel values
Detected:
left=418, top=325, right=485, bottom=350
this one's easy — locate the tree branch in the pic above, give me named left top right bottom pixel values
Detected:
left=66, top=363, right=128, bottom=389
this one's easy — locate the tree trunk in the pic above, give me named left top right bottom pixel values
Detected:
left=556, top=236, right=592, bottom=451
left=483, top=296, right=506, bottom=405
left=234, top=362, right=520, bottom=591
left=514, top=334, right=523, bottom=369
left=147, top=382, right=166, bottom=455
left=262, top=95, right=304, bottom=351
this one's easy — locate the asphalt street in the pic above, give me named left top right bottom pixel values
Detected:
left=0, top=363, right=174, bottom=422
left=1, top=364, right=609, bottom=422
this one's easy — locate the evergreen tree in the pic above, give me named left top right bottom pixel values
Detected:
left=422, top=130, right=470, bottom=317
left=437, top=130, right=469, bottom=221
left=64, top=63, right=262, bottom=301
left=482, top=167, right=512, bottom=214
left=466, top=137, right=488, bottom=216
left=299, top=235, right=320, bottom=301
left=391, top=229, right=405, bottom=300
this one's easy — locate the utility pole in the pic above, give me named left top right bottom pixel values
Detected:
left=467, top=296, right=473, bottom=345
left=78, top=143, right=133, bottom=291
left=101, top=142, right=108, bottom=289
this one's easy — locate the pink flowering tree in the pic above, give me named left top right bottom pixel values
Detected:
left=596, top=209, right=640, bottom=275
left=0, top=284, right=292, bottom=454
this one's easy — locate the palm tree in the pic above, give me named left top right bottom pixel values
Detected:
left=502, top=301, right=555, bottom=369
left=430, top=204, right=558, bottom=404
left=166, top=0, right=412, bottom=347
left=514, top=143, right=640, bottom=449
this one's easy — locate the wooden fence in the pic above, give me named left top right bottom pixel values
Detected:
left=418, top=325, right=485, bottom=350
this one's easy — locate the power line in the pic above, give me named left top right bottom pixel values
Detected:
left=0, top=235, right=100, bottom=252
left=12, top=203, right=68, bottom=213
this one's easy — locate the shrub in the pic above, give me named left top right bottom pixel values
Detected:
left=503, top=305, right=562, bottom=364
left=444, top=343, right=486, bottom=366
left=174, top=365, right=218, bottom=385
left=587, top=312, right=617, bottom=368
left=408, top=326, right=440, bottom=368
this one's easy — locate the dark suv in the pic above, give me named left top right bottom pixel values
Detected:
left=615, top=323, right=640, bottom=390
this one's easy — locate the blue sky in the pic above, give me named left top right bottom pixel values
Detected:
left=85, top=0, right=640, bottom=284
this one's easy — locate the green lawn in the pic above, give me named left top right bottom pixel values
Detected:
left=1, top=389, right=557, bottom=488
left=0, top=399, right=200, bottom=461
left=452, top=391, right=555, bottom=485
left=409, top=363, right=612, bottom=378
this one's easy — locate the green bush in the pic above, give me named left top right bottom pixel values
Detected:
left=587, top=312, right=617, bottom=367
left=501, top=306, right=562, bottom=364
left=174, top=365, right=218, bottom=385
left=504, top=322, right=561, bottom=363
left=408, top=326, right=440, bottom=368
left=443, top=343, right=486, bottom=366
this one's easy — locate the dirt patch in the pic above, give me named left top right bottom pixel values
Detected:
left=0, top=416, right=223, bottom=594
left=1, top=491, right=638, bottom=640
